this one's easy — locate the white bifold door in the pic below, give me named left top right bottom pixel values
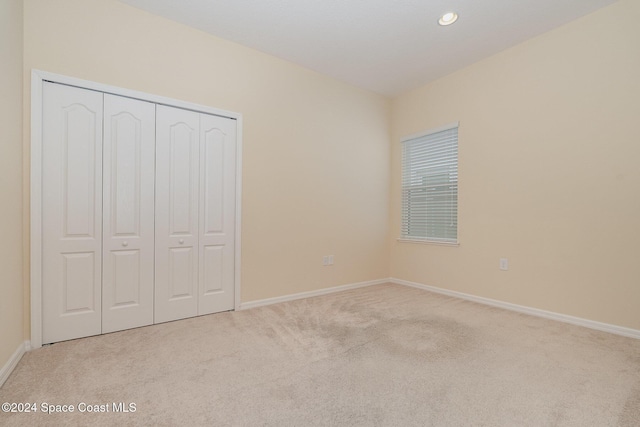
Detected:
left=101, top=94, right=156, bottom=334
left=155, top=105, right=236, bottom=324
left=41, top=82, right=236, bottom=344
left=42, top=83, right=104, bottom=344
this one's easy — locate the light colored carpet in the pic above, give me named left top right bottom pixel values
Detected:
left=1, top=283, right=639, bottom=426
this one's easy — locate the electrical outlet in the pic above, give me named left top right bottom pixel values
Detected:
left=499, top=258, right=509, bottom=271
left=328, top=255, right=334, bottom=265
left=322, top=255, right=334, bottom=266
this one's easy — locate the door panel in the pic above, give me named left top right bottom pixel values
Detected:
left=42, top=82, right=103, bottom=344
left=202, top=128, right=224, bottom=234
left=169, top=247, right=195, bottom=298
left=102, top=94, right=155, bottom=333
left=62, top=252, right=97, bottom=313
left=155, top=105, right=200, bottom=323
left=169, top=123, right=195, bottom=234
left=199, top=113, right=236, bottom=315
left=63, top=106, right=97, bottom=237
left=110, top=250, right=141, bottom=306
left=202, top=245, right=224, bottom=294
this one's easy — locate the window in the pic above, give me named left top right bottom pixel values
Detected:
left=401, top=123, right=458, bottom=243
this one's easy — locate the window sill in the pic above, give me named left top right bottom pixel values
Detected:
left=397, top=238, right=459, bottom=247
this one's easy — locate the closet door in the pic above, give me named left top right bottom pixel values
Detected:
left=102, top=94, right=156, bottom=333
left=42, top=83, right=103, bottom=344
left=198, top=113, right=236, bottom=315
left=155, top=105, right=200, bottom=323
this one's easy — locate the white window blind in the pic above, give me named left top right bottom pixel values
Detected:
left=401, top=124, right=458, bottom=243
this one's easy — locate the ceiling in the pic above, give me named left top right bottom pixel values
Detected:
left=119, top=0, right=619, bottom=96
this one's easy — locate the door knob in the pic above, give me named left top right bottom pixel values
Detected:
left=179, top=239, right=185, bottom=244
left=122, top=241, right=128, bottom=247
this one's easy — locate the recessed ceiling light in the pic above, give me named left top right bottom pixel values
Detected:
left=438, top=12, right=459, bottom=26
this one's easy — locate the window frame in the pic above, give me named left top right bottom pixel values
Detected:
left=399, top=122, right=459, bottom=246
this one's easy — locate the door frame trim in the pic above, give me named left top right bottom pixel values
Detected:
left=30, top=69, right=243, bottom=349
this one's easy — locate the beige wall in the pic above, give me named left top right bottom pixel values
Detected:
left=22, top=0, right=390, bottom=328
left=0, top=0, right=24, bottom=369
left=390, top=0, right=640, bottom=330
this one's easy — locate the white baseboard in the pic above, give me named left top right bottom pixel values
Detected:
left=391, top=278, right=640, bottom=340
left=239, top=276, right=639, bottom=340
left=0, top=341, right=29, bottom=388
left=239, top=278, right=389, bottom=310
